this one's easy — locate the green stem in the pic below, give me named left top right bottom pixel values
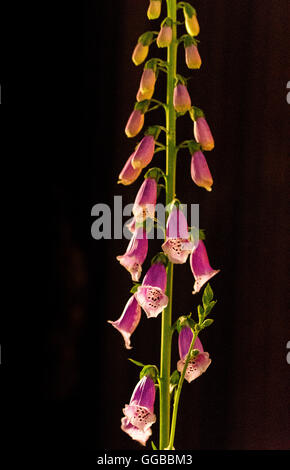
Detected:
left=168, top=330, right=198, bottom=449
left=159, top=0, right=177, bottom=451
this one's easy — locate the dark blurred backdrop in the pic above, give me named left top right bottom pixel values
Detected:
left=8, top=0, right=289, bottom=455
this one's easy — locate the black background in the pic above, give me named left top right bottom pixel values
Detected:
left=1, top=0, right=289, bottom=458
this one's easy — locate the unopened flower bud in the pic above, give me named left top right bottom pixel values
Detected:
left=185, top=44, right=202, bottom=69
left=132, top=135, right=155, bottom=170
left=132, top=42, right=149, bottom=66
left=147, top=0, right=161, bottom=20
left=191, top=150, right=213, bottom=191
left=118, top=153, right=142, bottom=186
left=184, top=5, right=200, bottom=36
left=173, top=83, right=191, bottom=113
left=140, top=68, right=156, bottom=94
left=136, top=87, right=154, bottom=102
left=193, top=117, right=214, bottom=151
left=157, top=24, right=172, bottom=48
left=125, top=109, right=145, bottom=138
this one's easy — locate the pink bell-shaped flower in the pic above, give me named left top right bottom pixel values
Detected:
left=132, top=178, right=157, bottom=223
left=108, top=295, right=141, bottom=349
left=118, top=152, right=142, bottom=185
left=135, top=262, right=168, bottom=318
left=194, top=117, right=215, bottom=151
left=125, top=109, right=145, bottom=138
left=173, top=83, right=192, bottom=113
left=185, top=43, right=202, bottom=69
left=177, top=326, right=211, bottom=383
left=140, top=68, right=156, bottom=94
left=162, top=207, right=194, bottom=264
left=117, top=227, right=148, bottom=282
left=121, top=375, right=156, bottom=445
left=157, top=25, right=172, bottom=48
left=190, top=240, right=220, bottom=294
left=132, top=135, right=155, bottom=170
left=191, top=150, right=213, bottom=191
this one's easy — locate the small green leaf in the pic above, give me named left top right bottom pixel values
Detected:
left=202, top=283, right=213, bottom=307
left=204, top=300, right=217, bottom=318
left=197, top=304, right=204, bottom=323
left=128, top=358, right=145, bottom=367
left=201, top=318, right=214, bottom=329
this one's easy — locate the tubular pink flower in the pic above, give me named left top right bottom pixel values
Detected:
left=125, top=109, right=145, bottom=138
left=177, top=326, right=211, bottom=383
left=132, top=42, right=149, bottom=66
left=117, top=227, right=148, bottom=282
left=140, top=68, right=156, bottom=94
left=157, top=25, right=172, bottom=48
left=118, top=152, right=142, bottom=186
left=191, top=150, right=213, bottom=192
left=132, top=135, right=155, bottom=170
left=185, top=44, right=202, bottom=69
left=190, top=240, right=220, bottom=294
left=122, top=376, right=156, bottom=441
left=162, top=207, right=194, bottom=264
left=194, top=117, right=215, bottom=151
left=173, top=84, right=192, bottom=113
left=135, top=262, right=168, bottom=318
left=147, top=0, right=161, bottom=20
left=132, top=178, right=157, bottom=223
left=108, top=295, right=141, bottom=350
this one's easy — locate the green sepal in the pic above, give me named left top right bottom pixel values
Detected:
left=170, top=370, right=180, bottom=386
left=138, top=31, right=155, bottom=46
left=144, top=58, right=158, bottom=72
left=139, top=364, right=159, bottom=382
left=144, top=166, right=165, bottom=183
left=130, top=283, right=141, bottom=294
left=188, top=140, right=201, bottom=155
left=145, top=125, right=161, bottom=141
left=189, top=105, right=204, bottom=121
left=183, top=3, right=196, bottom=19
left=134, top=99, right=150, bottom=113
left=183, top=35, right=198, bottom=48
left=189, top=348, right=200, bottom=360
left=151, top=252, right=169, bottom=268
left=175, top=314, right=196, bottom=333
left=161, top=17, right=173, bottom=28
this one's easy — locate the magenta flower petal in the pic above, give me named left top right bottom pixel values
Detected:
left=142, top=262, right=167, bottom=292
left=118, top=152, right=142, bottom=186
left=133, top=178, right=157, bottom=222
left=191, top=150, right=213, bottom=192
left=121, top=417, right=152, bottom=446
left=165, top=207, right=190, bottom=239
left=162, top=238, right=194, bottom=264
left=193, top=117, right=214, bottom=151
left=132, top=135, right=155, bottom=170
left=173, top=84, right=192, bottom=113
left=108, top=295, right=141, bottom=349
left=190, top=240, right=220, bottom=294
left=135, top=262, right=168, bottom=318
left=117, top=227, right=148, bottom=282
left=177, top=326, right=211, bottom=383
left=123, top=376, right=156, bottom=432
